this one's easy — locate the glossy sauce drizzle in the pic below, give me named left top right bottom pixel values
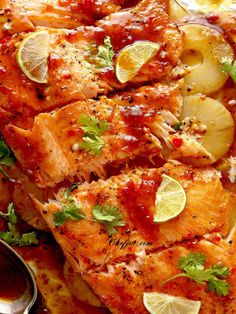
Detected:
left=120, top=104, right=156, bottom=151
left=0, top=251, right=27, bottom=300
left=119, top=172, right=161, bottom=239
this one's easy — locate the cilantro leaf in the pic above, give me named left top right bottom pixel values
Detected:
left=0, top=203, right=39, bottom=246
left=0, top=139, right=15, bottom=179
left=54, top=204, right=85, bottom=227
left=162, top=252, right=230, bottom=296
left=63, top=183, right=79, bottom=199
left=0, top=203, right=17, bottom=225
left=18, top=232, right=39, bottom=246
left=92, top=204, right=126, bottom=235
left=220, top=57, right=236, bottom=83
left=210, top=265, right=231, bottom=278
left=78, top=135, right=104, bottom=155
left=79, top=114, right=109, bottom=137
left=54, top=188, right=85, bottom=227
left=77, top=113, right=109, bottom=155
left=208, top=278, right=230, bottom=296
left=179, top=252, right=205, bottom=271
left=97, top=36, right=115, bottom=69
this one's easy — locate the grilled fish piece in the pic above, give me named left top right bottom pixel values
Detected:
left=4, top=83, right=181, bottom=187
left=83, top=236, right=236, bottom=314
left=0, top=0, right=127, bottom=36
left=34, top=163, right=230, bottom=272
left=0, top=0, right=183, bottom=119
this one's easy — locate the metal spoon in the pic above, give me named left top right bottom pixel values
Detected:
left=0, top=239, right=37, bottom=314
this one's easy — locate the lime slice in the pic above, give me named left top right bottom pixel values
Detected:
left=143, top=292, right=201, bottom=314
left=16, top=30, right=49, bottom=84
left=154, top=174, right=186, bottom=223
left=115, top=41, right=160, bottom=83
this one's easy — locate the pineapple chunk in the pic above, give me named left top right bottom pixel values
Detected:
left=180, top=95, right=235, bottom=163
left=180, top=24, right=234, bottom=95
left=169, top=0, right=235, bottom=20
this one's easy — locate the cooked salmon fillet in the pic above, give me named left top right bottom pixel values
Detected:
left=0, top=0, right=183, bottom=121
left=34, top=163, right=230, bottom=272
left=4, top=83, right=181, bottom=187
left=0, top=0, right=127, bottom=36
left=83, top=235, right=236, bottom=314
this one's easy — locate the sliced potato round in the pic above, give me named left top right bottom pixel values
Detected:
left=63, top=261, right=103, bottom=307
left=180, top=95, right=235, bottom=163
left=180, top=24, right=234, bottom=95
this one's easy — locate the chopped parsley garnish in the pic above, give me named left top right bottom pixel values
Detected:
left=162, top=253, right=230, bottom=296
left=220, top=57, right=236, bottom=83
left=92, top=204, right=125, bottom=235
left=54, top=186, right=85, bottom=227
left=0, top=203, right=39, bottom=246
left=0, top=139, right=15, bottom=179
left=76, top=113, right=109, bottom=155
left=97, top=36, right=115, bottom=69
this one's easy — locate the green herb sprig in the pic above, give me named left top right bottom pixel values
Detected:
left=75, top=113, right=109, bottom=155
left=53, top=186, right=125, bottom=235
left=92, top=204, right=125, bottom=235
left=220, top=57, right=236, bottom=83
left=0, top=203, right=39, bottom=246
left=162, top=253, right=230, bottom=296
left=0, top=139, right=15, bottom=179
left=97, top=36, right=115, bottom=69
left=54, top=185, right=85, bottom=227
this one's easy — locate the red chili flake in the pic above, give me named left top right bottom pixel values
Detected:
left=185, top=238, right=198, bottom=248
left=62, top=73, right=72, bottom=80
left=206, top=14, right=219, bottom=24
left=67, top=129, right=76, bottom=137
left=212, top=235, right=221, bottom=242
left=172, top=137, right=183, bottom=148
left=184, top=170, right=194, bottom=180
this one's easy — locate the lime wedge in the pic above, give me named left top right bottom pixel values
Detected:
left=16, top=30, right=49, bottom=84
left=143, top=292, right=201, bottom=314
left=154, top=174, right=186, bottom=223
left=115, top=41, right=160, bottom=83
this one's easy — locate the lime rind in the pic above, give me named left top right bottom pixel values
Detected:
left=116, top=41, right=160, bottom=84
left=154, top=174, right=186, bottom=223
left=16, top=30, right=49, bottom=84
left=143, top=292, right=201, bottom=314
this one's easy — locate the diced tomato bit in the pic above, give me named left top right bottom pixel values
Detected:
left=172, top=137, right=183, bottom=148
left=231, top=267, right=236, bottom=275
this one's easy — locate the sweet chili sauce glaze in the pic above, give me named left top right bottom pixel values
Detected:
left=119, top=171, right=162, bottom=239
left=120, top=104, right=156, bottom=151
left=0, top=250, right=27, bottom=300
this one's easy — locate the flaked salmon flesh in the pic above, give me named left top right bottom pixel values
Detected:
left=34, top=163, right=230, bottom=272
left=83, top=235, right=236, bottom=314
left=0, top=0, right=183, bottom=123
left=4, top=83, right=181, bottom=187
